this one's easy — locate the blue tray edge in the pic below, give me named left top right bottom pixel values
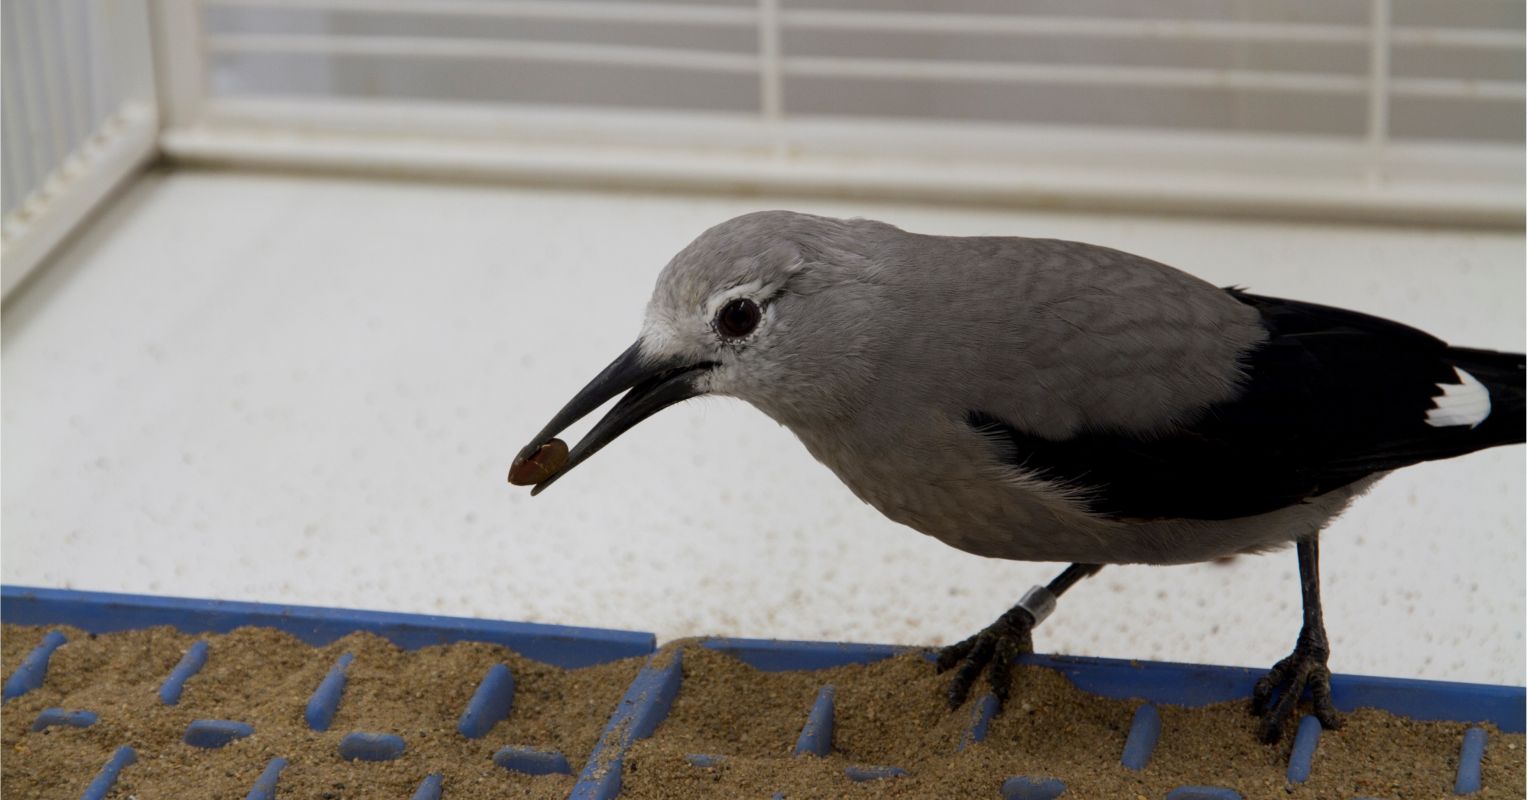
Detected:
left=4, top=587, right=1519, bottom=732
left=703, top=636, right=1526, bottom=733
left=1, top=585, right=655, bottom=669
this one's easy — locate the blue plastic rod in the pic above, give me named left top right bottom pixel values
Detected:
left=3, top=630, right=66, bottom=700
left=1001, top=776, right=1068, bottom=800
left=844, top=764, right=907, bottom=781
left=1120, top=703, right=1161, bottom=771
left=494, top=745, right=571, bottom=775
left=1286, top=715, right=1322, bottom=784
left=410, top=773, right=443, bottom=800
left=570, top=649, right=684, bottom=800
left=1454, top=726, right=1488, bottom=795
left=244, top=757, right=287, bottom=800
left=159, top=639, right=209, bottom=705
left=305, top=652, right=354, bottom=731
left=80, top=746, right=136, bottom=800
left=959, top=693, right=1000, bottom=751
left=1165, top=787, right=1242, bottom=800
left=184, top=719, right=255, bottom=748
left=793, top=685, right=835, bottom=757
left=339, top=732, right=406, bottom=761
left=30, top=708, right=97, bottom=731
left=458, top=663, right=515, bottom=739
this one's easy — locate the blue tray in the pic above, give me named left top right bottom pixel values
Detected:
left=4, top=585, right=1521, bottom=799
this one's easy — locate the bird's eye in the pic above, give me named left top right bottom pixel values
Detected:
left=716, top=298, right=762, bottom=339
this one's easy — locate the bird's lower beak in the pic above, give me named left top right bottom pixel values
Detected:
left=511, top=341, right=712, bottom=496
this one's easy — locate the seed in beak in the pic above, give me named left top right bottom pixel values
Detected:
left=508, top=439, right=569, bottom=486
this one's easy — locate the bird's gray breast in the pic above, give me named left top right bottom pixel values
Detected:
left=788, top=412, right=1113, bottom=562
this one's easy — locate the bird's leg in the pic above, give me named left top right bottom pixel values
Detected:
left=1250, top=537, right=1341, bottom=743
left=937, top=563, right=1101, bottom=709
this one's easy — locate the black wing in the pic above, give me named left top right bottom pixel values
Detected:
left=969, top=290, right=1525, bottom=521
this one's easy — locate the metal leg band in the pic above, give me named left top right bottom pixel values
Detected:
left=1017, top=584, right=1057, bottom=626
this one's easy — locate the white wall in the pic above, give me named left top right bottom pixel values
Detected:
left=2, top=170, right=1522, bottom=685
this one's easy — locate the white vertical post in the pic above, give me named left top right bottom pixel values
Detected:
left=82, top=0, right=103, bottom=126
left=2, top=0, right=160, bottom=298
left=1, top=50, right=29, bottom=213
left=1365, top=0, right=1391, bottom=185
left=1, top=6, right=38, bottom=207
left=55, top=0, right=91, bottom=156
left=13, top=2, right=59, bottom=185
left=149, top=0, right=208, bottom=129
left=36, top=1, right=75, bottom=162
left=757, top=0, right=785, bottom=158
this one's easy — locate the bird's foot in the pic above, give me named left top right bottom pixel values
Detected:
left=1250, top=632, right=1341, bottom=743
left=935, top=606, right=1035, bottom=709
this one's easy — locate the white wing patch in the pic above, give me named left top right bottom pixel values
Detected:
left=1425, top=367, right=1491, bottom=428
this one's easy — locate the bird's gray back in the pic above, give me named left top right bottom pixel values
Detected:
left=856, top=229, right=1265, bottom=440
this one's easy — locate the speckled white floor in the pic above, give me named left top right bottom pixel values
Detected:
left=3, top=170, right=1522, bottom=686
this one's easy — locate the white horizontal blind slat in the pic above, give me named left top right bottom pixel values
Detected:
left=207, top=34, right=762, bottom=73
left=206, top=0, right=759, bottom=27
left=177, top=0, right=1526, bottom=224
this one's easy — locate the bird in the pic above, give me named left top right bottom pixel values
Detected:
left=509, top=210, right=1524, bottom=743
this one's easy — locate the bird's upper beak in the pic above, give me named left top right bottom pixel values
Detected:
left=511, top=341, right=712, bottom=495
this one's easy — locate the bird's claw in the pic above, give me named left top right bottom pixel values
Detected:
left=1250, top=635, right=1341, bottom=743
left=935, top=607, right=1035, bottom=709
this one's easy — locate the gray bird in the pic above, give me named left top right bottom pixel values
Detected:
left=511, top=210, right=1525, bottom=742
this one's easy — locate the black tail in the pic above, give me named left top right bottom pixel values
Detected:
left=1445, top=347, right=1525, bottom=447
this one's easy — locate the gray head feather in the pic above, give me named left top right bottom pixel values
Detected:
left=640, top=210, right=901, bottom=425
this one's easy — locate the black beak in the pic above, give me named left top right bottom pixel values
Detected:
left=513, top=342, right=712, bottom=496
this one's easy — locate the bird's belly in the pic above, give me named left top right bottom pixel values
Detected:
left=857, top=475, right=1122, bottom=562
left=816, top=446, right=1118, bottom=562
left=814, top=444, right=1370, bottom=565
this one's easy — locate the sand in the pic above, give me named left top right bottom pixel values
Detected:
left=1, top=624, right=641, bottom=799
left=3, top=626, right=1521, bottom=799
left=619, top=645, right=1524, bottom=799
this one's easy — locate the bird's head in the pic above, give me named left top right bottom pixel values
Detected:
left=511, top=210, right=891, bottom=494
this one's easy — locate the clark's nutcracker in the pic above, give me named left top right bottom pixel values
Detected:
left=511, top=211, right=1524, bottom=742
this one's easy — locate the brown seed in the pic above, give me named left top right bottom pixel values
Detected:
left=507, top=438, right=569, bottom=486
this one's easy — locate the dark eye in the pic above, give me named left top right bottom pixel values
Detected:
left=716, top=298, right=762, bottom=339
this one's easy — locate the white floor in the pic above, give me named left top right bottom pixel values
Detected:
left=3, top=170, right=1522, bottom=686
